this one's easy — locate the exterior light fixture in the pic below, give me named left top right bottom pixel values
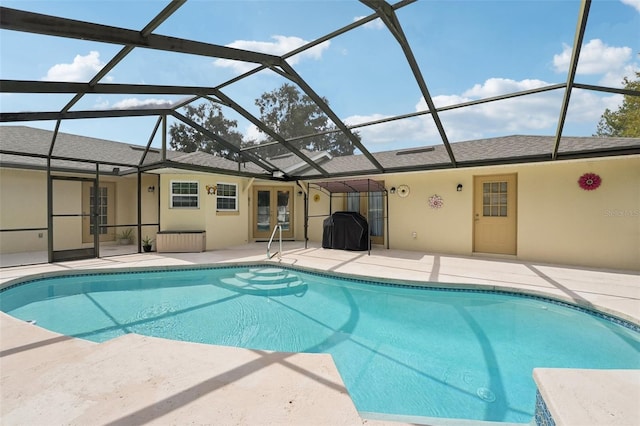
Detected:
left=389, top=187, right=397, bottom=194
left=457, top=184, right=463, bottom=192
left=148, top=186, right=155, bottom=193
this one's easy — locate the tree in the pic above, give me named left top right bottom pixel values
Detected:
left=595, top=71, right=640, bottom=137
left=254, top=83, right=356, bottom=157
left=169, top=84, right=357, bottom=162
left=169, top=102, right=244, bottom=159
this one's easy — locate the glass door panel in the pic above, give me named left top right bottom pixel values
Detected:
left=368, top=191, right=384, bottom=244
left=348, top=190, right=384, bottom=246
left=82, top=181, right=115, bottom=243
left=277, top=190, right=291, bottom=231
left=253, top=186, right=294, bottom=239
left=257, top=190, right=271, bottom=233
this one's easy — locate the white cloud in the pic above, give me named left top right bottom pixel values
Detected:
left=553, top=39, right=633, bottom=76
left=107, top=98, right=174, bottom=110
left=244, top=123, right=267, bottom=143
left=553, top=38, right=639, bottom=87
left=42, top=51, right=112, bottom=82
left=621, top=0, right=640, bottom=13
left=353, top=16, right=386, bottom=30
left=345, top=114, right=427, bottom=145
left=343, top=77, right=619, bottom=149
left=343, top=40, right=637, bottom=147
left=213, top=36, right=330, bottom=74
left=461, top=78, right=549, bottom=98
left=421, top=78, right=560, bottom=140
left=566, top=90, right=622, bottom=122
left=600, top=62, right=640, bottom=87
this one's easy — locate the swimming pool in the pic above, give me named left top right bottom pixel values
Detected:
left=1, top=265, right=638, bottom=423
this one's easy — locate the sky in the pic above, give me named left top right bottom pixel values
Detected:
left=1, top=0, right=639, bottom=153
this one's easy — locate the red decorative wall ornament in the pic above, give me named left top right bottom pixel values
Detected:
left=578, top=173, right=601, bottom=191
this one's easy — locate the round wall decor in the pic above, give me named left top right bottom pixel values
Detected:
left=313, top=194, right=321, bottom=202
left=578, top=172, right=601, bottom=191
left=428, top=194, right=444, bottom=209
left=397, top=184, right=410, bottom=198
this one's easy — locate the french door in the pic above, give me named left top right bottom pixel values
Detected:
left=82, top=181, right=115, bottom=243
left=253, top=186, right=294, bottom=239
left=346, top=191, right=384, bottom=246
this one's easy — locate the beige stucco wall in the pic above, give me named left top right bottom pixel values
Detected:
left=160, top=174, right=251, bottom=250
left=303, top=155, right=639, bottom=271
left=303, top=171, right=474, bottom=252
left=140, top=173, right=160, bottom=243
left=159, top=174, right=305, bottom=250
left=113, top=173, right=160, bottom=244
left=0, top=168, right=159, bottom=254
left=113, top=175, right=137, bottom=241
left=383, top=170, right=473, bottom=254
left=2, top=155, right=638, bottom=270
left=305, top=184, right=332, bottom=243
left=517, top=156, right=639, bottom=270
left=0, top=171, right=83, bottom=252
left=0, top=169, right=48, bottom=253
left=52, top=179, right=83, bottom=251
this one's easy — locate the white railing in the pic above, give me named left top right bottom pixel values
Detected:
left=266, top=224, right=282, bottom=260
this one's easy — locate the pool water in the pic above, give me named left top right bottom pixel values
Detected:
left=1, top=266, right=638, bottom=423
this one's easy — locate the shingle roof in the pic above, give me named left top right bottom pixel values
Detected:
left=266, top=150, right=331, bottom=174
left=2, top=126, right=639, bottom=179
left=0, top=125, right=175, bottom=173
left=169, top=151, right=269, bottom=175
left=296, top=135, right=640, bottom=177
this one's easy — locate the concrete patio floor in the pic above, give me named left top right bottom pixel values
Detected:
left=1, top=242, right=638, bottom=425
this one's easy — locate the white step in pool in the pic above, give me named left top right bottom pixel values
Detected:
left=219, top=267, right=306, bottom=296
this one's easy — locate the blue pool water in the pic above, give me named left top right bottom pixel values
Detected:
left=1, top=266, right=638, bottom=423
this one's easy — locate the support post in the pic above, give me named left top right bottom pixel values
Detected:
left=93, top=164, right=100, bottom=258
left=304, top=184, right=309, bottom=249
left=46, top=158, right=53, bottom=263
left=137, top=169, right=142, bottom=253
left=385, top=189, right=390, bottom=249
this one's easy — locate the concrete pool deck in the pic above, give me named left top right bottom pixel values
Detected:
left=1, top=242, right=638, bottom=425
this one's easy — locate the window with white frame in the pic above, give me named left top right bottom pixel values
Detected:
left=216, top=182, right=238, bottom=211
left=170, top=181, right=199, bottom=208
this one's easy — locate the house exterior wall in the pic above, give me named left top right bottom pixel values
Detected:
left=0, top=168, right=157, bottom=254
left=313, top=155, right=638, bottom=271
left=517, top=156, right=639, bottom=270
left=114, top=175, right=138, bottom=241
left=139, top=173, right=160, bottom=242
left=51, top=179, right=83, bottom=250
left=305, top=184, right=333, bottom=243
left=1, top=155, right=637, bottom=270
left=160, top=173, right=251, bottom=250
left=159, top=174, right=307, bottom=250
left=0, top=168, right=48, bottom=253
left=116, top=173, right=161, bottom=243
left=0, top=170, right=85, bottom=252
left=382, top=169, right=474, bottom=255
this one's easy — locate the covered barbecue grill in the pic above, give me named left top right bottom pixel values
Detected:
left=305, top=179, right=389, bottom=255
left=322, top=211, right=369, bottom=251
